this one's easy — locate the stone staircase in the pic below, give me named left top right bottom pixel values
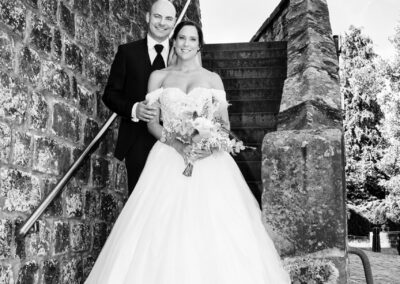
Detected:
left=202, top=42, right=287, bottom=204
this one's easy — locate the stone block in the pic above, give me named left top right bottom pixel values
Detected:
left=25, top=220, right=51, bottom=257
left=0, top=0, right=26, bottom=34
left=59, top=2, right=74, bottom=37
left=0, top=123, right=11, bottom=163
left=29, top=92, right=49, bottom=130
left=30, top=15, right=52, bottom=53
left=33, top=136, right=71, bottom=175
left=96, top=91, right=111, bottom=121
left=65, top=184, right=83, bottom=217
left=64, top=39, right=82, bottom=73
left=70, top=222, right=90, bottom=252
left=278, top=99, right=342, bottom=131
left=84, top=52, right=110, bottom=87
left=114, top=162, right=127, bottom=194
left=40, top=0, right=57, bottom=23
left=16, top=261, right=39, bottom=284
left=53, top=221, right=69, bottom=254
left=0, top=73, right=28, bottom=124
left=14, top=218, right=25, bottom=259
left=261, top=129, right=346, bottom=256
left=52, top=28, right=62, bottom=59
left=73, top=0, right=89, bottom=15
left=43, top=178, right=63, bottom=217
left=41, top=259, right=60, bottom=284
left=92, top=222, right=108, bottom=250
left=72, top=148, right=90, bottom=183
left=75, top=15, right=95, bottom=47
left=0, top=264, right=13, bottom=283
left=280, top=67, right=340, bottom=112
left=0, top=168, right=41, bottom=213
left=19, top=47, right=41, bottom=84
left=128, top=22, right=144, bottom=42
left=91, top=156, right=111, bottom=188
left=52, top=103, right=81, bottom=142
left=12, top=131, right=32, bottom=167
left=60, top=257, right=83, bottom=284
left=84, top=190, right=100, bottom=219
left=42, top=62, right=70, bottom=98
left=127, top=0, right=140, bottom=19
left=73, top=83, right=95, bottom=115
left=0, top=219, right=12, bottom=259
left=82, top=254, right=95, bottom=279
left=111, top=0, right=126, bottom=21
left=0, top=32, right=14, bottom=70
left=83, top=118, right=99, bottom=145
left=100, top=192, right=120, bottom=223
left=97, top=32, right=114, bottom=62
left=98, top=129, right=115, bottom=156
left=91, top=0, right=109, bottom=23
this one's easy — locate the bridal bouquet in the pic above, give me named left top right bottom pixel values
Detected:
left=162, top=102, right=254, bottom=177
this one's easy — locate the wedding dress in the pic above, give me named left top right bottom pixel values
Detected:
left=85, top=87, right=291, bottom=284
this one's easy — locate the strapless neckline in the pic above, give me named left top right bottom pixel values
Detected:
left=157, top=86, right=224, bottom=96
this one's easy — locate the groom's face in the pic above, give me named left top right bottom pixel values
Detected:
left=146, top=1, right=176, bottom=42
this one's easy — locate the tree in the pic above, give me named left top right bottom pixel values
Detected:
left=340, top=26, right=386, bottom=202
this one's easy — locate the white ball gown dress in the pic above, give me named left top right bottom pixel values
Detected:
left=85, top=87, right=291, bottom=284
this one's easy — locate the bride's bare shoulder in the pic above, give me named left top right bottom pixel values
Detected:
left=148, top=69, right=169, bottom=91
left=201, top=68, right=224, bottom=90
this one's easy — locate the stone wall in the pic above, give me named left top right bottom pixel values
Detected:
left=252, top=0, right=347, bottom=283
left=0, top=0, right=200, bottom=282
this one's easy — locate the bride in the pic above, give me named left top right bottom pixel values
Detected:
left=85, top=21, right=291, bottom=284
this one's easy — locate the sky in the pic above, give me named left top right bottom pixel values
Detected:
left=200, top=0, right=400, bottom=60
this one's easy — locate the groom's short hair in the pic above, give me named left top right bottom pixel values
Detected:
left=149, top=0, right=176, bottom=13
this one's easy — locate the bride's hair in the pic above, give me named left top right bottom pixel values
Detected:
left=171, top=21, right=204, bottom=48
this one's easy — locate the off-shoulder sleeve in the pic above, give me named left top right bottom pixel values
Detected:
left=212, top=89, right=229, bottom=107
left=145, top=88, right=164, bottom=105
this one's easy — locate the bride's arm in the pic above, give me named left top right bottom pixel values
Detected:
left=211, top=73, right=230, bottom=131
left=146, top=72, right=188, bottom=158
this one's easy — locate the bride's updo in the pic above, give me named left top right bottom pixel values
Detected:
left=172, top=20, right=205, bottom=48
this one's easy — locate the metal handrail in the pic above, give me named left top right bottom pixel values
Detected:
left=19, top=0, right=192, bottom=236
left=348, top=247, right=374, bottom=284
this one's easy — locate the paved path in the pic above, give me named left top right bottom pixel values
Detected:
left=349, top=248, right=400, bottom=284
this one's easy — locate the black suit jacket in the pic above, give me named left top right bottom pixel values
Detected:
left=103, top=38, right=156, bottom=160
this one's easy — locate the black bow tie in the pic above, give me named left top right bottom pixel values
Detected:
left=152, top=44, right=165, bottom=70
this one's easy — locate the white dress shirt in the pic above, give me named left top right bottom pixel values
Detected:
left=131, top=35, right=170, bottom=122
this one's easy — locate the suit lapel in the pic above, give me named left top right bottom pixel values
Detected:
left=141, top=38, right=152, bottom=74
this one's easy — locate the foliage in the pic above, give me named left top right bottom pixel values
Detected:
left=284, top=257, right=339, bottom=284
left=340, top=26, right=386, bottom=202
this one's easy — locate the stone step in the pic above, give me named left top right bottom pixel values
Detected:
left=203, top=41, right=287, bottom=51
left=223, top=78, right=284, bottom=90
left=236, top=160, right=261, bottom=181
left=203, top=57, right=286, bottom=69
left=229, top=99, right=281, bottom=113
left=229, top=113, right=277, bottom=128
left=231, top=127, right=274, bottom=144
left=202, top=49, right=287, bottom=60
left=212, top=67, right=287, bottom=79
left=225, top=88, right=283, bottom=101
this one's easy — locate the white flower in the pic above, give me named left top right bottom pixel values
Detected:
left=192, top=117, right=215, bottom=138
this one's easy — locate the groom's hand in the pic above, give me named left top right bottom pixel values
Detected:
left=136, top=100, right=158, bottom=122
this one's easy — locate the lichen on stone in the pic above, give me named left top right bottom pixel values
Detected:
left=284, top=256, right=340, bottom=284
left=0, top=168, right=41, bottom=213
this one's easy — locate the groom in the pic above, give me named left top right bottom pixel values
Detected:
left=102, top=0, right=177, bottom=195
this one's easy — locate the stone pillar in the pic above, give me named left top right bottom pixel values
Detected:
left=258, top=0, right=347, bottom=282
